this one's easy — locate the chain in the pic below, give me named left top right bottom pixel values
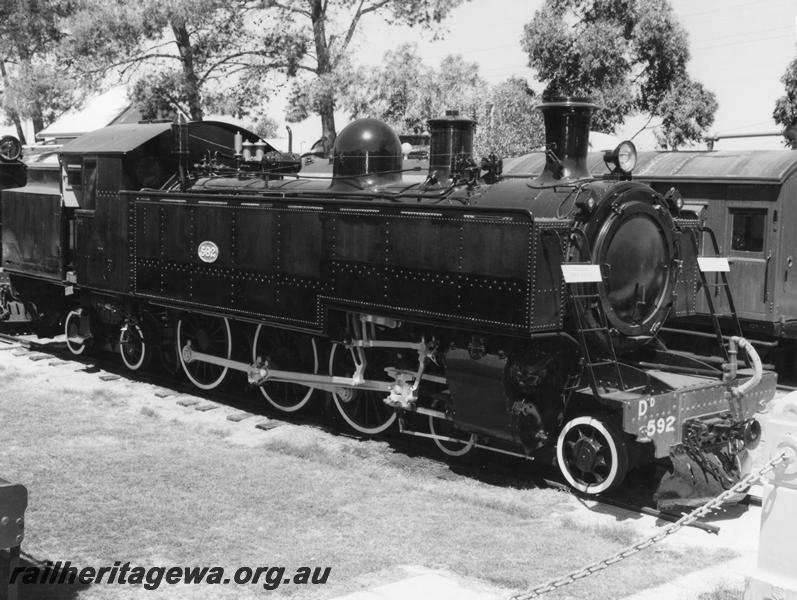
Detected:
left=510, top=448, right=795, bottom=600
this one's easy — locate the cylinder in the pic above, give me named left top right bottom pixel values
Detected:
left=427, top=110, right=475, bottom=184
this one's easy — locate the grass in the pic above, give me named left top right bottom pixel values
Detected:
left=560, top=515, right=638, bottom=546
left=698, top=583, right=744, bottom=600
left=0, top=351, right=735, bottom=599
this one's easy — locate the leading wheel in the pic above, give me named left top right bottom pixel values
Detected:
left=252, top=325, right=318, bottom=412
left=177, top=314, right=231, bottom=390
left=119, top=323, right=148, bottom=371
left=64, top=310, right=86, bottom=356
left=556, top=416, right=629, bottom=495
left=328, top=343, right=396, bottom=435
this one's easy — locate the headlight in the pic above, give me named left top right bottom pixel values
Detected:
left=603, top=140, right=637, bottom=175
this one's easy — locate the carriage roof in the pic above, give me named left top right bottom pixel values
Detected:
left=504, top=150, right=797, bottom=185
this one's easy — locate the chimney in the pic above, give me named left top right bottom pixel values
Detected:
left=537, top=97, right=598, bottom=182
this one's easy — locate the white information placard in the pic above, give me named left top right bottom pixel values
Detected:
left=697, top=257, right=730, bottom=273
left=561, top=263, right=603, bottom=283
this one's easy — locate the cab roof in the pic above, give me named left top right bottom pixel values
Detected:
left=59, top=121, right=265, bottom=157
left=59, top=122, right=172, bottom=155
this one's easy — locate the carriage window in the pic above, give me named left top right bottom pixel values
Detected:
left=730, top=209, right=765, bottom=252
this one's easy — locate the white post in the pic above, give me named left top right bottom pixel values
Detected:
left=745, top=393, right=797, bottom=600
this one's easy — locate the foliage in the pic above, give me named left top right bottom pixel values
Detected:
left=654, top=77, right=717, bottom=149
left=696, top=584, right=742, bottom=600
left=430, top=55, right=486, bottom=120
left=343, top=44, right=486, bottom=133
left=522, top=0, right=717, bottom=147
left=283, top=58, right=360, bottom=124
left=246, top=112, right=281, bottom=139
left=266, top=0, right=468, bottom=152
left=343, top=44, right=434, bottom=133
left=341, top=45, right=541, bottom=159
left=473, top=77, right=545, bottom=158
left=0, top=0, right=81, bottom=140
left=773, top=56, right=797, bottom=147
left=66, top=0, right=306, bottom=122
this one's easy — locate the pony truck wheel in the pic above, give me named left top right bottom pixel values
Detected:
left=556, top=415, right=629, bottom=495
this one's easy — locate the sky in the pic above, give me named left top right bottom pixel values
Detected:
left=343, top=0, right=797, bottom=151
left=5, top=0, right=797, bottom=151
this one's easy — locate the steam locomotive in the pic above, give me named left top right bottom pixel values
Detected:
left=0, top=98, right=775, bottom=503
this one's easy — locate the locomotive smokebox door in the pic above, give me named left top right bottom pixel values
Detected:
left=582, top=182, right=678, bottom=338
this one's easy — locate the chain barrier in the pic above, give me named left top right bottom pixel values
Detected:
left=509, top=447, right=795, bottom=600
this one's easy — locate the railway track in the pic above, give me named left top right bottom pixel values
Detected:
left=0, top=327, right=757, bottom=535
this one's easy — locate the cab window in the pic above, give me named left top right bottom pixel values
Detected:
left=81, top=159, right=98, bottom=210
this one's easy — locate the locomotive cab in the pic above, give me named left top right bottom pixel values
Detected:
left=56, top=121, right=266, bottom=292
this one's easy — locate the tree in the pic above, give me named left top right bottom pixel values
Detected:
left=522, top=0, right=717, bottom=148
left=773, top=56, right=797, bottom=146
left=265, top=0, right=468, bottom=152
left=67, top=0, right=306, bottom=122
left=654, top=78, right=717, bottom=149
left=341, top=47, right=544, bottom=159
left=0, top=0, right=80, bottom=141
left=343, top=44, right=433, bottom=133
left=473, top=77, right=544, bottom=158
left=341, top=44, right=486, bottom=134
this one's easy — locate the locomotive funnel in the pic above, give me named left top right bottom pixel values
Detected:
left=537, top=97, right=598, bottom=182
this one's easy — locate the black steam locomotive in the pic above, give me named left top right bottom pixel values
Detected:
left=0, top=99, right=774, bottom=502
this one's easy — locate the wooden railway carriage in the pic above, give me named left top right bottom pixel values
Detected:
left=631, top=151, right=797, bottom=348
left=0, top=100, right=776, bottom=502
